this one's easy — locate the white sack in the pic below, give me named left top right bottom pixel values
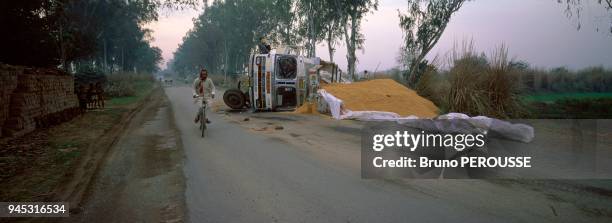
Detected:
left=316, top=90, right=534, bottom=143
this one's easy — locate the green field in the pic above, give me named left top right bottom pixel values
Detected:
left=524, top=92, right=612, bottom=102
left=107, top=80, right=154, bottom=106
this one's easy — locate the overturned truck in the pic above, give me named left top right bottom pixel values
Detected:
left=223, top=48, right=347, bottom=111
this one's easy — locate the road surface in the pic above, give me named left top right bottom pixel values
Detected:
left=165, top=87, right=485, bottom=222
left=164, top=86, right=612, bottom=223
left=68, top=85, right=611, bottom=223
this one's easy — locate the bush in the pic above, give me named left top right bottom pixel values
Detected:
left=415, top=66, right=448, bottom=111
left=75, top=66, right=106, bottom=86
left=105, top=72, right=153, bottom=97
left=413, top=40, right=612, bottom=118
left=415, top=44, right=526, bottom=118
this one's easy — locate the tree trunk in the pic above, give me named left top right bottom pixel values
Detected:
left=347, top=50, right=356, bottom=81
left=121, top=47, right=125, bottom=72
left=103, top=39, right=107, bottom=73
left=326, top=28, right=335, bottom=62
left=308, top=2, right=317, bottom=57
left=224, top=40, right=228, bottom=83
left=327, top=39, right=335, bottom=63
left=59, top=22, right=67, bottom=71
left=343, top=14, right=358, bottom=81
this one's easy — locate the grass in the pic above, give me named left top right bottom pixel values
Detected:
left=107, top=79, right=154, bottom=106
left=0, top=107, right=125, bottom=202
left=524, top=92, right=612, bottom=103
left=528, top=98, right=612, bottom=119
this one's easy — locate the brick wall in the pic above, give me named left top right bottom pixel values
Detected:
left=0, top=64, right=79, bottom=138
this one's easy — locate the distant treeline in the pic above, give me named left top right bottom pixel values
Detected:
left=518, top=66, right=612, bottom=93
left=1, top=0, right=197, bottom=73
left=172, top=0, right=378, bottom=79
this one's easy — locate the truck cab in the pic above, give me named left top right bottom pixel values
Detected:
left=248, top=52, right=320, bottom=111
left=222, top=48, right=343, bottom=111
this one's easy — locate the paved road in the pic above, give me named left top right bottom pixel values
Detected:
left=165, top=86, right=502, bottom=223
left=64, top=86, right=611, bottom=223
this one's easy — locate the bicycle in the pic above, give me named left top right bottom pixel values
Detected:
left=194, top=95, right=207, bottom=138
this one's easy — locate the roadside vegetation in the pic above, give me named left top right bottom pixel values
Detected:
left=524, top=92, right=612, bottom=103
left=2, top=0, right=174, bottom=205
left=106, top=72, right=156, bottom=106
left=171, top=0, right=378, bottom=81
left=0, top=74, right=154, bottom=202
left=415, top=54, right=612, bottom=118
left=1, top=1, right=198, bottom=73
left=411, top=42, right=525, bottom=118
left=393, top=0, right=611, bottom=119
left=366, top=40, right=612, bottom=119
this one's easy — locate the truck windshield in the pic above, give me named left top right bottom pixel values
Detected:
left=276, top=56, right=297, bottom=79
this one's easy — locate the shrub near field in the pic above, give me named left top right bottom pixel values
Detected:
left=518, top=67, right=612, bottom=118
left=105, top=72, right=154, bottom=98
left=411, top=41, right=612, bottom=119
left=414, top=43, right=526, bottom=119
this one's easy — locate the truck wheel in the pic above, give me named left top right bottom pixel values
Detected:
left=223, top=89, right=246, bottom=109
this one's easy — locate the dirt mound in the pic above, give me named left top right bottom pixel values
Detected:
left=321, top=79, right=439, bottom=118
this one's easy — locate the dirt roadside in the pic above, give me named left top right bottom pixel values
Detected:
left=54, top=86, right=159, bottom=209
left=1, top=81, right=155, bottom=204
left=1, top=83, right=185, bottom=223
left=66, top=87, right=185, bottom=223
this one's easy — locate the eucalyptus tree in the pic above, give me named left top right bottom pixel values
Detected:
left=398, top=0, right=466, bottom=87
left=271, top=0, right=301, bottom=46
left=296, top=0, right=344, bottom=61
left=321, top=2, right=344, bottom=63
left=173, top=0, right=284, bottom=75
left=332, top=0, right=379, bottom=79
left=296, top=0, right=328, bottom=57
left=560, top=0, right=612, bottom=35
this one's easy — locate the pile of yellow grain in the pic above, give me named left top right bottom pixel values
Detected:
left=321, top=79, right=439, bottom=118
left=294, top=102, right=319, bottom=114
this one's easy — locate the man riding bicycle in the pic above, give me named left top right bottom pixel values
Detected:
left=193, top=69, right=216, bottom=124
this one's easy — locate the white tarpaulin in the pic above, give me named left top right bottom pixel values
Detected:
left=317, top=89, right=534, bottom=143
left=318, top=89, right=418, bottom=121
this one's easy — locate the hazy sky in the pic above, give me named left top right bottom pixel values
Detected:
left=147, top=0, right=612, bottom=72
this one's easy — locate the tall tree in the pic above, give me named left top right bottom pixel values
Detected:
left=333, top=0, right=379, bottom=79
left=1, top=1, right=61, bottom=66
left=173, top=0, right=283, bottom=76
left=297, top=0, right=333, bottom=57
left=295, top=0, right=345, bottom=60
left=1, top=0, right=197, bottom=72
left=398, top=0, right=465, bottom=87
left=321, top=3, right=344, bottom=63
left=273, top=0, right=300, bottom=47
left=560, top=0, right=612, bottom=35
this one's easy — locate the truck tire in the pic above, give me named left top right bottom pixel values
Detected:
left=223, top=89, right=246, bottom=109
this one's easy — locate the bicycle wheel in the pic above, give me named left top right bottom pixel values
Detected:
left=200, top=107, right=206, bottom=138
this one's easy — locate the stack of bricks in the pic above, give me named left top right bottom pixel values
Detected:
left=0, top=64, right=20, bottom=138
left=0, top=64, right=79, bottom=138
